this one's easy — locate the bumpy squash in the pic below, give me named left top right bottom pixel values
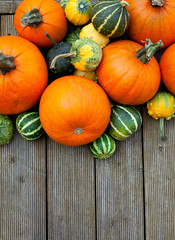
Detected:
left=147, top=91, right=175, bottom=141
left=16, top=112, right=44, bottom=140
left=65, top=28, right=81, bottom=45
left=79, top=23, right=110, bottom=48
left=65, top=0, right=92, bottom=25
left=0, top=36, right=48, bottom=115
left=89, top=133, right=116, bottom=159
left=39, top=76, right=111, bottom=146
left=14, top=0, right=68, bottom=48
left=91, top=0, right=130, bottom=38
left=0, top=115, right=13, bottom=145
left=50, top=38, right=102, bottom=72
left=108, top=105, right=142, bottom=140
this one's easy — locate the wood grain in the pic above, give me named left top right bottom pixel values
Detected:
left=0, top=15, right=47, bottom=240
left=47, top=139, right=96, bottom=240
left=0, top=1, right=22, bottom=14
left=143, top=108, right=175, bottom=240
left=95, top=128, right=145, bottom=240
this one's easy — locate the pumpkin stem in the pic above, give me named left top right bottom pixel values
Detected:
left=50, top=51, right=77, bottom=69
left=120, top=1, right=130, bottom=7
left=0, top=51, right=16, bottom=75
left=45, top=32, right=57, bottom=47
left=160, top=118, right=167, bottom=141
left=136, top=39, right=163, bottom=64
left=74, top=127, right=83, bottom=135
left=20, top=8, right=43, bottom=28
left=151, top=0, right=164, bottom=7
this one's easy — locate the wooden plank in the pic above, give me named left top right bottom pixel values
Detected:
left=96, top=128, right=145, bottom=239
left=47, top=140, right=96, bottom=240
left=0, top=15, right=47, bottom=240
left=0, top=1, right=22, bottom=14
left=143, top=109, right=175, bottom=240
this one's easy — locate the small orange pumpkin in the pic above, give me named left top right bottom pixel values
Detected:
left=160, top=43, right=175, bottom=95
left=39, top=76, right=111, bottom=146
left=96, top=39, right=162, bottom=105
left=14, top=0, right=68, bottom=48
left=0, top=35, right=48, bottom=115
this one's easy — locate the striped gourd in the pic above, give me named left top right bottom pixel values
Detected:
left=108, top=105, right=142, bottom=140
left=90, top=133, right=116, bottom=159
left=91, top=0, right=130, bottom=38
left=16, top=112, right=44, bottom=140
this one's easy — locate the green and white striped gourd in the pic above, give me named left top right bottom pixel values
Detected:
left=91, top=0, right=130, bottom=38
left=90, top=133, right=116, bottom=159
left=16, top=112, right=44, bottom=140
left=108, top=105, right=142, bottom=140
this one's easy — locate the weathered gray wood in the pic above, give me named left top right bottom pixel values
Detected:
left=0, top=0, right=62, bottom=14
left=0, top=1, right=22, bottom=14
left=0, top=15, right=47, bottom=240
left=96, top=128, right=145, bottom=240
left=47, top=140, right=96, bottom=240
left=143, top=108, right=175, bottom=240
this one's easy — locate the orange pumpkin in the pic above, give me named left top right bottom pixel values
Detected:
left=14, top=0, right=68, bottom=48
left=160, top=43, right=175, bottom=95
left=96, top=39, right=162, bottom=105
left=0, top=35, right=48, bottom=115
left=126, top=0, right=175, bottom=48
left=39, top=76, right=111, bottom=146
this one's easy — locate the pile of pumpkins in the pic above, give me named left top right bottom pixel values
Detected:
left=1, top=0, right=175, bottom=159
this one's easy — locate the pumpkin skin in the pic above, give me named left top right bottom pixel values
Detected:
left=96, top=40, right=161, bottom=105
left=160, top=43, right=175, bottom=95
left=39, top=76, right=111, bottom=146
left=0, top=36, right=48, bottom=115
left=126, top=0, right=175, bottom=48
left=14, top=0, right=68, bottom=48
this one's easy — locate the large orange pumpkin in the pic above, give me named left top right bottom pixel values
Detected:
left=96, top=39, right=162, bottom=105
left=0, top=35, right=48, bottom=115
left=126, top=0, right=175, bottom=48
left=160, top=43, right=175, bottom=95
left=14, top=0, right=68, bottom=48
left=39, top=76, right=111, bottom=146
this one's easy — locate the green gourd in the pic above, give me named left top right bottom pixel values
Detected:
left=16, top=112, right=44, bottom=140
left=50, top=38, right=102, bottom=72
left=90, top=133, right=116, bottom=159
left=108, top=105, right=142, bottom=140
left=65, top=28, right=81, bottom=45
left=46, top=33, right=75, bottom=75
left=91, top=0, right=130, bottom=38
left=0, top=114, right=13, bottom=145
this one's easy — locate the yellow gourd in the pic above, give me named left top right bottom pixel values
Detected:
left=79, top=23, right=110, bottom=48
left=73, top=69, right=98, bottom=82
left=65, top=0, right=92, bottom=26
left=147, top=91, right=175, bottom=141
